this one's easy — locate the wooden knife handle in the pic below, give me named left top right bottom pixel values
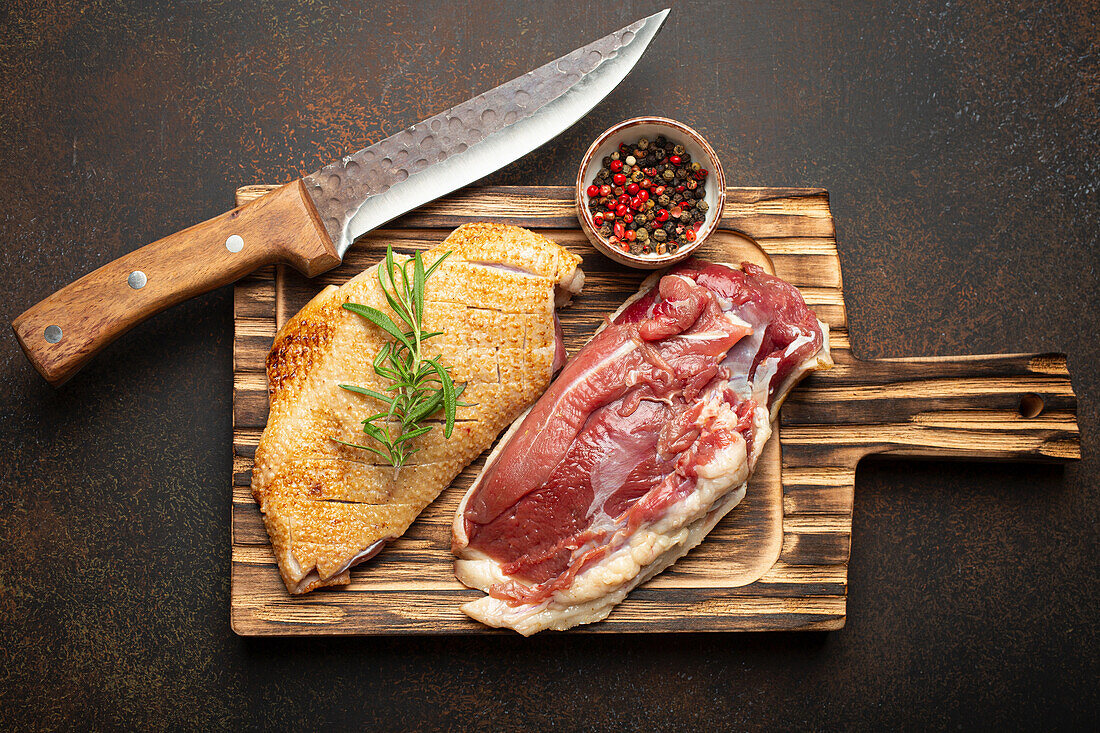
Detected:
left=785, top=352, right=1081, bottom=462
left=12, top=180, right=340, bottom=386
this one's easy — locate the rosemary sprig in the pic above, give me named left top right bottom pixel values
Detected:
left=336, top=245, right=465, bottom=468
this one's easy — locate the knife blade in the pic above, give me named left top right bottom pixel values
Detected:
left=13, top=10, right=669, bottom=386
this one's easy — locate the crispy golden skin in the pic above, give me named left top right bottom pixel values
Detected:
left=252, top=223, right=583, bottom=594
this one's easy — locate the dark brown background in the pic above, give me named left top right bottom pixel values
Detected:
left=1, top=1, right=1096, bottom=730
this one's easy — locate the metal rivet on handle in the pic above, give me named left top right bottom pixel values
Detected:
left=128, top=270, right=147, bottom=289
left=44, top=325, right=62, bottom=343
left=225, top=234, right=244, bottom=253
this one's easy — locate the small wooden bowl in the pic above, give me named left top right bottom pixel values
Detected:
left=575, top=117, right=726, bottom=269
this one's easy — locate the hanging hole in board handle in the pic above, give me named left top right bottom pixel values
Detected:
left=1018, top=393, right=1044, bottom=419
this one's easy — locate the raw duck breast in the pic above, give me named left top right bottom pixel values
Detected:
left=253, top=223, right=583, bottom=594
left=452, top=259, right=832, bottom=634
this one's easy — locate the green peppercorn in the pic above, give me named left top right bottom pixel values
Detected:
left=697, top=200, right=709, bottom=212
left=636, top=227, right=648, bottom=241
left=653, top=228, right=667, bottom=242
left=661, top=169, right=675, bottom=181
left=673, top=144, right=685, bottom=155
left=610, top=151, right=620, bottom=161
left=637, top=138, right=649, bottom=150
left=690, top=161, right=701, bottom=172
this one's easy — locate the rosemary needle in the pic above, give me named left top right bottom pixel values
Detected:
left=336, top=245, right=465, bottom=468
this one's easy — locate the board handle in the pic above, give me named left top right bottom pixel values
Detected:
left=787, top=352, right=1080, bottom=462
left=12, top=180, right=341, bottom=386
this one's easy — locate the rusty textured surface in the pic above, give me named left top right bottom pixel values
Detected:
left=0, top=1, right=1096, bottom=730
left=303, top=12, right=659, bottom=250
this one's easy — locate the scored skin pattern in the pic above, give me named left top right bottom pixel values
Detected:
left=252, top=223, right=583, bottom=594
left=301, top=20, right=644, bottom=250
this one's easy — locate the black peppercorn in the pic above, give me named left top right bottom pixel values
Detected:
left=584, top=131, right=709, bottom=257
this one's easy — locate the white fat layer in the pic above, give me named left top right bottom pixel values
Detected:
left=458, top=401, right=764, bottom=635
left=721, top=301, right=766, bottom=399
left=767, top=319, right=832, bottom=418
left=332, top=538, right=387, bottom=576
left=461, top=480, right=750, bottom=636
left=283, top=537, right=387, bottom=594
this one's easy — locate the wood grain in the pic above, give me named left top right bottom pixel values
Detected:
left=12, top=180, right=339, bottom=385
left=230, top=185, right=1079, bottom=635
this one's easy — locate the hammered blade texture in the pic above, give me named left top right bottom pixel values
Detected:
left=302, top=15, right=654, bottom=253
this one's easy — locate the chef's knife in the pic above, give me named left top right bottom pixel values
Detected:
left=13, top=10, right=668, bottom=386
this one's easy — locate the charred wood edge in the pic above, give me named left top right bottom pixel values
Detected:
left=228, top=561, right=847, bottom=636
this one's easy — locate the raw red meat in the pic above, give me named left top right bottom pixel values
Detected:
left=452, top=259, right=831, bottom=634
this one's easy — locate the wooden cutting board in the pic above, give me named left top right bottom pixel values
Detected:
left=230, top=185, right=1080, bottom=635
